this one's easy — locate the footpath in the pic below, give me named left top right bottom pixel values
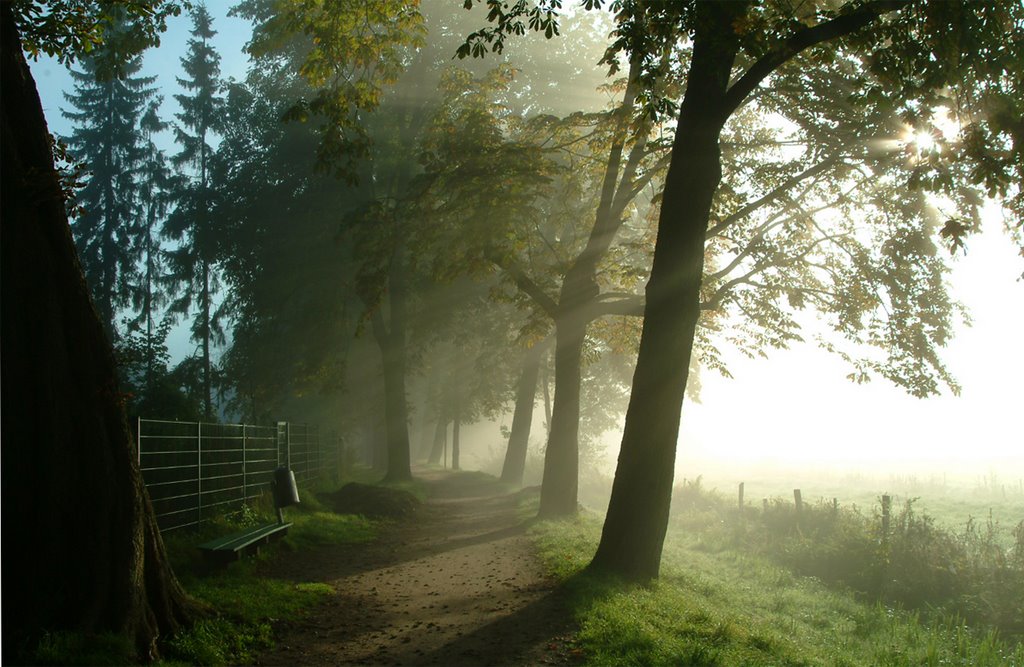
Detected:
left=255, top=468, right=579, bottom=666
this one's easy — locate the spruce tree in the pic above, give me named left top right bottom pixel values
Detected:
left=165, top=3, right=223, bottom=420
left=117, top=99, right=177, bottom=411
left=61, top=16, right=158, bottom=336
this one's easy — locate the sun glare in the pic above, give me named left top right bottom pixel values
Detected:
left=912, top=130, right=936, bottom=152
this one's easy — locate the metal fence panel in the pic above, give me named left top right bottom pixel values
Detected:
left=138, top=419, right=334, bottom=533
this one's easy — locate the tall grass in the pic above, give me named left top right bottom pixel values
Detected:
left=670, top=477, right=1024, bottom=638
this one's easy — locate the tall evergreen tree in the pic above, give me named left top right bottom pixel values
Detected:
left=60, top=14, right=158, bottom=336
left=117, top=99, right=180, bottom=415
left=138, top=101, right=175, bottom=384
left=165, top=3, right=223, bottom=420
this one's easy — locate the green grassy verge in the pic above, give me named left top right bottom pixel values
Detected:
left=530, top=512, right=1023, bottom=666
left=153, top=477, right=377, bottom=665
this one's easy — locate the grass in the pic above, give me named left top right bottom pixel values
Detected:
left=530, top=510, right=1024, bottom=666
left=150, top=469, right=381, bottom=665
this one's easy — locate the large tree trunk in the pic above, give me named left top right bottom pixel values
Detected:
left=426, top=406, right=447, bottom=465
left=371, top=412, right=388, bottom=471
left=451, top=391, right=462, bottom=471
left=0, top=8, right=196, bottom=660
left=537, top=306, right=589, bottom=518
left=500, top=339, right=546, bottom=486
left=370, top=258, right=412, bottom=483
left=588, top=2, right=746, bottom=581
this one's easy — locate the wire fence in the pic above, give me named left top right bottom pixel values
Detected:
left=137, top=419, right=335, bottom=533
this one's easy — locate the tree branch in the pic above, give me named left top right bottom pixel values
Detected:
left=488, top=252, right=559, bottom=317
left=706, top=156, right=839, bottom=239
left=721, top=0, right=910, bottom=119
left=583, top=293, right=645, bottom=320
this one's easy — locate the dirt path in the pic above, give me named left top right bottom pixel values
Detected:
left=254, top=469, right=579, bottom=666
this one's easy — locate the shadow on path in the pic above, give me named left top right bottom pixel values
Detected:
left=255, top=468, right=580, bottom=666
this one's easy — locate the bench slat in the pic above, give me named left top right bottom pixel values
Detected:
left=198, top=522, right=292, bottom=553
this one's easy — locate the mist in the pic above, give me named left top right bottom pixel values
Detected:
left=8, top=0, right=1024, bottom=664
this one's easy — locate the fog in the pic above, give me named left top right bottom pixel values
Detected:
left=30, top=3, right=1022, bottom=497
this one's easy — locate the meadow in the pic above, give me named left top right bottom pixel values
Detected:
left=536, top=467, right=1024, bottom=666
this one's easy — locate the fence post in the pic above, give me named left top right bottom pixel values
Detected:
left=738, top=482, right=745, bottom=514
left=881, top=494, right=892, bottom=545
left=136, top=416, right=142, bottom=465
left=242, top=423, right=248, bottom=504
left=793, top=489, right=802, bottom=531
left=276, top=421, right=286, bottom=468
left=197, top=421, right=203, bottom=522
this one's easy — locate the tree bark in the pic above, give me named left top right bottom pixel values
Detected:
left=451, top=392, right=461, bottom=471
left=426, top=405, right=447, bottom=465
left=370, top=257, right=412, bottom=483
left=588, top=1, right=747, bottom=581
left=500, top=339, right=546, bottom=486
left=0, top=7, right=196, bottom=660
left=537, top=300, right=590, bottom=518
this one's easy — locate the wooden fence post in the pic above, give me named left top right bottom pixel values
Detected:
left=881, top=494, right=892, bottom=544
left=738, top=482, right=745, bottom=514
left=793, top=489, right=803, bottom=531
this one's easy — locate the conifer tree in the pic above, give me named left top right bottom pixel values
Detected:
left=165, top=3, right=223, bottom=420
left=61, top=14, right=158, bottom=336
left=118, top=99, right=177, bottom=411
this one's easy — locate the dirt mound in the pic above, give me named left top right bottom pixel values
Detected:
left=318, top=482, right=420, bottom=518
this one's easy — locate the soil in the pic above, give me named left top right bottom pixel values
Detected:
left=254, top=468, right=582, bottom=666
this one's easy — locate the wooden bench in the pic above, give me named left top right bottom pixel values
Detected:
left=198, top=520, right=293, bottom=565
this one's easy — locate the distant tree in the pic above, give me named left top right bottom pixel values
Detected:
left=124, top=99, right=177, bottom=399
left=471, top=59, right=669, bottom=516
left=500, top=335, right=550, bottom=485
left=60, top=13, right=158, bottom=335
left=241, top=0, right=552, bottom=482
left=165, top=3, right=224, bottom=421
left=1, top=2, right=196, bottom=661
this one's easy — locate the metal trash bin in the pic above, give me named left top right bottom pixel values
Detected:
left=272, top=466, right=300, bottom=508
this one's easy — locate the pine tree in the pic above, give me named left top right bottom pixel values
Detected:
left=165, top=3, right=224, bottom=420
left=61, top=15, right=158, bottom=336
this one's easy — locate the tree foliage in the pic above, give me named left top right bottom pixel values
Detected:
left=61, top=13, right=159, bottom=334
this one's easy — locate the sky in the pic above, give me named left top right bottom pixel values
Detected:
left=676, top=215, right=1024, bottom=481
left=27, top=4, right=1024, bottom=483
